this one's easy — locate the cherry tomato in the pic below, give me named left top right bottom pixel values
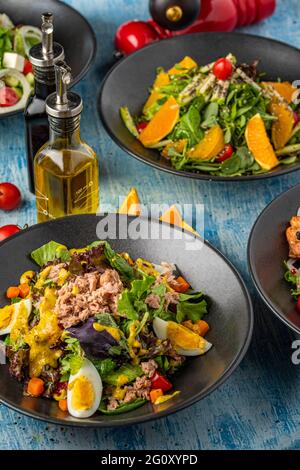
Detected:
left=115, top=20, right=159, bottom=55
left=293, top=111, right=300, bottom=127
left=213, top=58, right=233, bottom=81
left=297, top=296, right=300, bottom=312
left=23, top=59, right=33, bottom=75
left=0, top=224, right=21, bottom=242
left=0, top=87, right=20, bottom=107
left=137, top=121, right=148, bottom=133
left=0, top=182, right=22, bottom=211
left=216, top=144, right=234, bottom=162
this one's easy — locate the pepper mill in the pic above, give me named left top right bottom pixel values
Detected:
left=149, top=0, right=200, bottom=30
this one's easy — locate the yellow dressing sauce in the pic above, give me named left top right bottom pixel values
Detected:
left=10, top=303, right=30, bottom=343
left=34, top=266, right=52, bottom=289
left=93, top=322, right=121, bottom=341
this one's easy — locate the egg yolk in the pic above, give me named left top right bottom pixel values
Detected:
left=0, top=305, right=14, bottom=329
left=167, top=321, right=205, bottom=349
left=69, top=376, right=95, bottom=411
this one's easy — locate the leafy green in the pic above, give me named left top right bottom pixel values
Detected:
left=104, top=363, right=143, bottom=386
left=31, top=241, right=71, bottom=266
left=155, top=355, right=170, bottom=372
left=91, top=358, right=117, bottom=379
left=99, top=398, right=147, bottom=415
left=171, top=98, right=205, bottom=146
left=103, top=242, right=134, bottom=281
left=118, top=291, right=139, bottom=320
left=0, top=27, right=13, bottom=67
left=118, top=274, right=155, bottom=320
left=95, top=312, right=118, bottom=328
left=284, top=269, right=297, bottom=286
left=176, top=291, right=208, bottom=323
left=120, top=107, right=139, bottom=137
left=59, top=336, right=84, bottom=381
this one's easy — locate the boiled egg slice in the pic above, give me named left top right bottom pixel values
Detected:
left=153, top=317, right=212, bottom=356
left=67, top=358, right=102, bottom=418
left=0, top=298, right=32, bottom=336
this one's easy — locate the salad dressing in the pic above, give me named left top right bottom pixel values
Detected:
left=34, top=61, right=99, bottom=222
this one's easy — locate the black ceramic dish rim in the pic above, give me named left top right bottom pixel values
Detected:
left=0, top=0, right=97, bottom=119
left=248, top=183, right=300, bottom=335
left=99, top=31, right=300, bottom=182
left=0, top=214, right=254, bottom=428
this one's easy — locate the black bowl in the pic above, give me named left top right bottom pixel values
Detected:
left=0, top=0, right=96, bottom=118
left=99, top=32, right=300, bottom=182
left=0, top=214, right=253, bottom=427
left=248, top=184, right=300, bottom=335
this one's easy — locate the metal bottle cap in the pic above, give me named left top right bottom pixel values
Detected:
left=29, top=13, right=64, bottom=67
left=46, top=61, right=83, bottom=118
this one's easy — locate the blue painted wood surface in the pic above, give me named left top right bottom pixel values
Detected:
left=0, top=0, right=300, bottom=450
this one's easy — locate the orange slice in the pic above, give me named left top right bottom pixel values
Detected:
left=262, top=81, right=297, bottom=103
left=188, top=125, right=225, bottom=160
left=245, top=113, right=279, bottom=170
left=118, top=187, right=141, bottom=216
left=160, top=205, right=197, bottom=235
left=168, top=56, right=198, bottom=76
left=270, top=102, right=294, bottom=150
left=139, top=96, right=180, bottom=147
left=162, top=139, right=187, bottom=159
left=143, top=72, right=170, bottom=112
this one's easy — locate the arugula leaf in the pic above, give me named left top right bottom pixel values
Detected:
left=31, top=241, right=70, bottom=266
left=99, top=398, right=147, bottom=415
left=104, top=363, right=143, bottom=386
left=172, top=103, right=204, bottom=146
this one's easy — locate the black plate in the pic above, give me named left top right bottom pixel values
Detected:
left=248, top=184, right=300, bottom=335
left=0, top=214, right=253, bottom=427
left=0, top=0, right=96, bottom=118
left=99, top=32, right=300, bottom=182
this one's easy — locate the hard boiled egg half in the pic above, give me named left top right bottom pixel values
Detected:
left=153, top=317, right=212, bottom=356
left=67, top=358, right=103, bottom=418
left=0, top=298, right=32, bottom=336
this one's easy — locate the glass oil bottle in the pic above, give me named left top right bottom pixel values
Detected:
left=34, top=61, right=99, bottom=222
left=25, top=12, right=64, bottom=193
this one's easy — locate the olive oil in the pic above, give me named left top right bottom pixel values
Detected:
left=34, top=62, right=99, bottom=222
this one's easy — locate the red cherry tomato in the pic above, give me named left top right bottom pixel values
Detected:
left=297, top=296, right=300, bottom=312
left=137, top=121, right=148, bottom=133
left=216, top=144, right=234, bottom=162
left=0, top=182, right=22, bottom=211
left=0, top=87, right=20, bottom=107
left=0, top=224, right=21, bottom=241
left=115, top=20, right=159, bottom=55
left=213, top=58, right=233, bottom=81
left=151, top=372, right=172, bottom=392
left=293, top=111, right=300, bottom=127
left=23, top=59, right=33, bottom=75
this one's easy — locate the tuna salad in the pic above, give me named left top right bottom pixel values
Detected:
left=0, top=240, right=212, bottom=418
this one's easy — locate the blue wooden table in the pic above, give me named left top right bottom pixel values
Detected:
left=0, top=0, right=300, bottom=450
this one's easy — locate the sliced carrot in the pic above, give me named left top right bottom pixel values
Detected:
left=27, top=377, right=45, bottom=397
left=196, top=320, right=210, bottom=337
left=150, top=388, right=163, bottom=403
left=6, top=286, right=20, bottom=299
left=173, top=276, right=190, bottom=293
left=18, top=283, right=30, bottom=298
left=58, top=399, right=68, bottom=412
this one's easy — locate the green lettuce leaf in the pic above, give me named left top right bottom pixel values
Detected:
left=104, top=363, right=143, bottom=386
left=31, top=240, right=70, bottom=266
left=176, top=291, right=208, bottom=323
left=59, top=336, right=84, bottom=381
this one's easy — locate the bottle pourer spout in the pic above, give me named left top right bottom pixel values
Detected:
left=55, top=60, right=72, bottom=106
left=41, top=12, right=54, bottom=58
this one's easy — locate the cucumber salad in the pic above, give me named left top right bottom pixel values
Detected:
left=0, top=13, right=42, bottom=113
left=120, top=54, right=300, bottom=177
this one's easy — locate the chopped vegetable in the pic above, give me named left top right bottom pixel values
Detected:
left=27, top=377, right=45, bottom=397
left=58, top=399, right=68, bottom=412
left=150, top=388, right=163, bottom=403
left=151, top=372, right=172, bottom=392
left=6, top=286, right=20, bottom=299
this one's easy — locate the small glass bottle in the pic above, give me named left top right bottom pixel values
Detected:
left=25, top=13, right=64, bottom=194
left=34, top=61, right=99, bottom=223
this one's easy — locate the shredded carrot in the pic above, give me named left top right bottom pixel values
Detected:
left=173, top=276, right=190, bottom=293
left=196, top=320, right=210, bottom=337
left=58, top=399, right=68, bottom=412
left=18, top=283, right=30, bottom=298
left=6, top=286, right=20, bottom=299
left=27, top=377, right=45, bottom=397
left=150, top=388, right=163, bottom=403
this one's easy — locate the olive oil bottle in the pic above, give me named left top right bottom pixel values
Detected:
left=34, top=61, right=99, bottom=222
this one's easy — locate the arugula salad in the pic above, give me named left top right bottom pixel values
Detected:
left=120, top=54, right=300, bottom=177
left=0, top=13, right=41, bottom=113
left=0, top=240, right=212, bottom=418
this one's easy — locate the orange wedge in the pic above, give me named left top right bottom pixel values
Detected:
left=188, top=125, right=225, bottom=160
left=270, top=102, right=294, bottom=150
left=162, top=139, right=187, bottom=159
left=168, top=56, right=198, bottom=76
left=262, top=81, right=297, bottom=103
left=245, top=113, right=279, bottom=170
left=143, top=72, right=170, bottom=112
left=139, top=96, right=180, bottom=147
left=118, top=187, right=141, bottom=216
left=160, top=205, right=198, bottom=235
